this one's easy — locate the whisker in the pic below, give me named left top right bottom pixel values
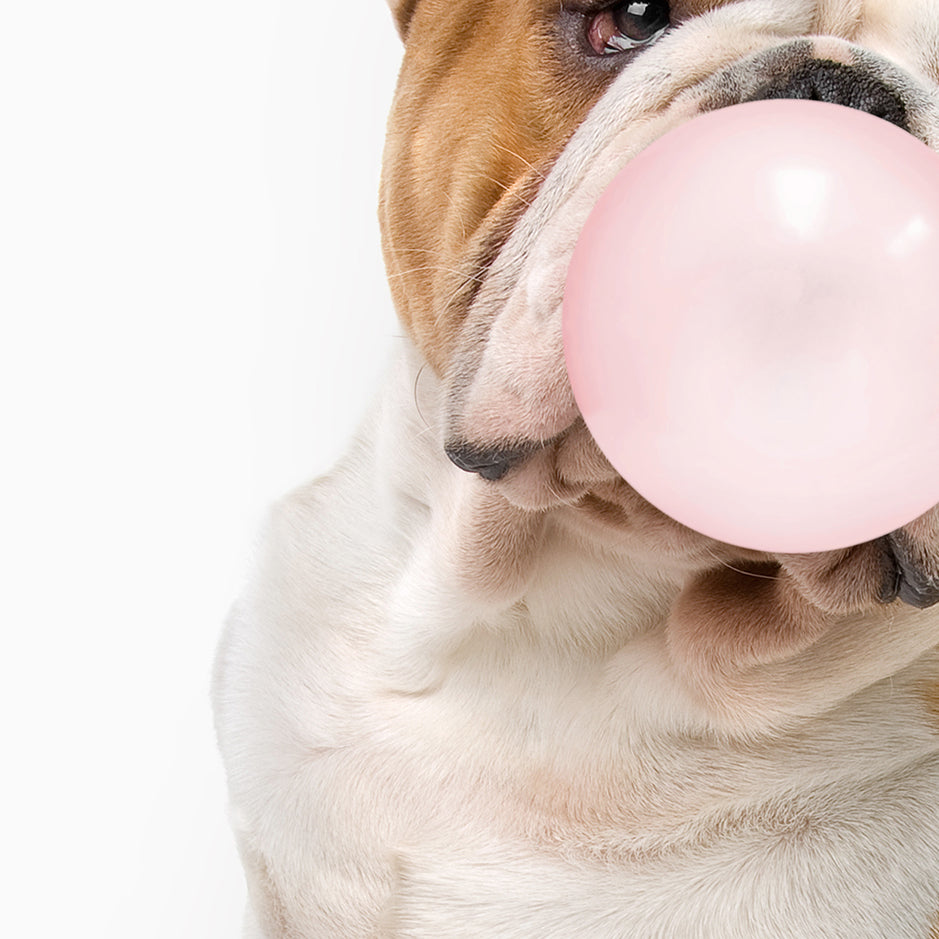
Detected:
left=412, top=364, right=431, bottom=432
left=388, top=265, right=485, bottom=282
left=492, top=143, right=548, bottom=181
left=443, top=189, right=469, bottom=241
left=478, top=173, right=535, bottom=208
left=434, top=269, right=490, bottom=328
left=703, top=546, right=781, bottom=580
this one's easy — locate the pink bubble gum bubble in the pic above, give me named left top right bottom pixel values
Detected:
left=562, top=100, right=939, bottom=554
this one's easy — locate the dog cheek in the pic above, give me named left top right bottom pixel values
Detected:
left=898, top=504, right=939, bottom=554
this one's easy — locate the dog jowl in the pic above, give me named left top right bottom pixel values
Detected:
left=215, top=2, right=939, bottom=936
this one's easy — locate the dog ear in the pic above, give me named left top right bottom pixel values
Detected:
left=387, top=0, right=419, bottom=39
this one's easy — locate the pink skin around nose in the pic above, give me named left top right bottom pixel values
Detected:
left=563, top=100, right=939, bottom=554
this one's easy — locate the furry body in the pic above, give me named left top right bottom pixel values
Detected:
left=215, top=1, right=939, bottom=935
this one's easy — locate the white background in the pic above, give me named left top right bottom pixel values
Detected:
left=1, top=1, right=403, bottom=935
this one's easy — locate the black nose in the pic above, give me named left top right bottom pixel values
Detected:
left=745, top=60, right=909, bottom=131
left=445, top=443, right=529, bottom=480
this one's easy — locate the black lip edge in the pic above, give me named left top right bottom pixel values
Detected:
left=444, top=441, right=543, bottom=480
left=885, top=532, right=939, bottom=610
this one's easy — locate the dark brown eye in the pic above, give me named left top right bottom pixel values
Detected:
left=586, top=1, right=671, bottom=55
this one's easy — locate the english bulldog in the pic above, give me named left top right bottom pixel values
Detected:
left=213, top=1, right=939, bottom=936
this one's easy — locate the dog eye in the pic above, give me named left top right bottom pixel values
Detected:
left=586, top=1, right=671, bottom=55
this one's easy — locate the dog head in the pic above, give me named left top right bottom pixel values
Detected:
left=379, top=0, right=939, bottom=639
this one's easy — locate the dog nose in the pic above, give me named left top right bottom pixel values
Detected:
left=745, top=60, right=908, bottom=130
left=445, top=443, right=530, bottom=480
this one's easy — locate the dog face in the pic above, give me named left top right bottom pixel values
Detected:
left=380, top=0, right=939, bottom=638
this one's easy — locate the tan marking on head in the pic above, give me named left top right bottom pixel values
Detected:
left=380, top=0, right=613, bottom=373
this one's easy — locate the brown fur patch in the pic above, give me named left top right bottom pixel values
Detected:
left=379, top=0, right=615, bottom=373
left=668, top=562, right=829, bottom=675
left=387, top=0, right=421, bottom=38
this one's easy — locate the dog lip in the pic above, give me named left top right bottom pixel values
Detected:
left=885, top=531, right=939, bottom=610
left=445, top=443, right=533, bottom=480
left=878, top=538, right=903, bottom=605
left=896, top=578, right=939, bottom=610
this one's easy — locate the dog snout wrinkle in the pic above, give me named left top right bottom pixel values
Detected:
left=445, top=443, right=532, bottom=480
left=745, top=60, right=909, bottom=131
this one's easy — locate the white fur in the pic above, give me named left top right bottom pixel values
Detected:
left=214, top=2, right=939, bottom=935
left=215, top=345, right=939, bottom=938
